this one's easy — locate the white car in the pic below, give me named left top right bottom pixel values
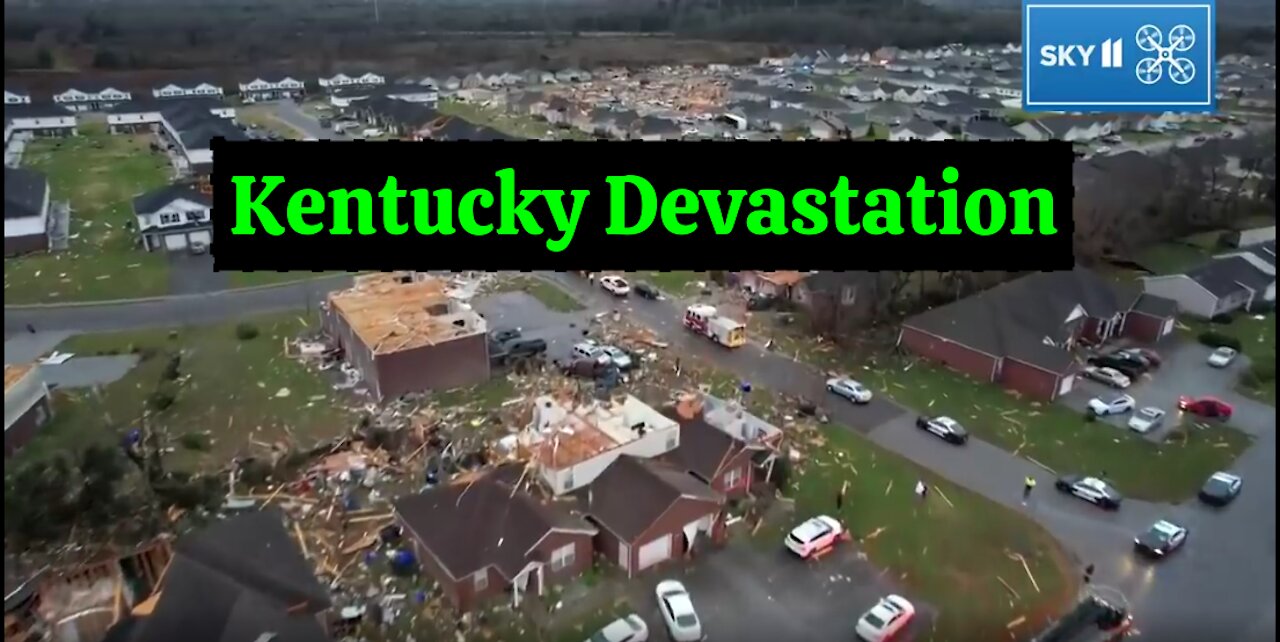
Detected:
left=855, top=595, right=916, bottom=642
left=1087, top=394, right=1135, bottom=417
left=1207, top=346, right=1238, bottom=368
left=655, top=580, right=703, bottom=642
left=600, top=275, right=631, bottom=296
left=598, top=346, right=633, bottom=370
left=586, top=614, right=649, bottom=642
left=826, top=377, right=873, bottom=404
left=784, top=515, right=845, bottom=559
left=1083, top=365, right=1131, bottom=389
left=1127, top=407, right=1166, bottom=433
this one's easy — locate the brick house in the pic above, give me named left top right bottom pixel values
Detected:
left=5, top=363, right=52, bottom=457
left=321, top=273, right=490, bottom=401
left=393, top=474, right=597, bottom=613
left=579, top=456, right=725, bottom=578
left=661, top=401, right=757, bottom=499
left=898, top=268, right=1178, bottom=401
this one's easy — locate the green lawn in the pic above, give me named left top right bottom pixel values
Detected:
left=629, top=271, right=707, bottom=298
left=863, top=358, right=1253, bottom=501
left=1182, top=313, right=1277, bottom=405
left=779, top=425, right=1076, bottom=641
left=16, top=313, right=352, bottom=471
left=4, top=123, right=173, bottom=303
left=490, top=276, right=584, bottom=312
left=1135, top=241, right=1215, bottom=274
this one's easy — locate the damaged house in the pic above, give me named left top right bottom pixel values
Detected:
left=4, top=363, right=53, bottom=457
left=520, top=393, right=680, bottom=495
left=321, top=273, right=490, bottom=402
left=393, top=473, right=597, bottom=613
left=662, top=392, right=781, bottom=498
left=107, top=509, right=331, bottom=642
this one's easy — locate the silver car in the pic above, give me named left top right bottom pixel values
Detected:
left=1128, top=407, right=1166, bottom=433
left=826, top=377, right=873, bottom=404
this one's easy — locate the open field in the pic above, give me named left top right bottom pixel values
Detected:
left=16, top=313, right=352, bottom=471
left=629, top=271, right=708, bottom=298
left=4, top=123, right=173, bottom=303
left=863, top=358, right=1252, bottom=501
left=488, top=276, right=584, bottom=312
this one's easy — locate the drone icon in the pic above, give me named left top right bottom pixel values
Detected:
left=1135, top=24, right=1197, bottom=86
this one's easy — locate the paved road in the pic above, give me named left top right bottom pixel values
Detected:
left=538, top=272, right=1276, bottom=642
left=273, top=100, right=346, bottom=140
left=3, top=272, right=1274, bottom=640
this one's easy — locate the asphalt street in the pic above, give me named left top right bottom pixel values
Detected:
left=4, top=273, right=1275, bottom=641
left=273, top=100, right=347, bottom=140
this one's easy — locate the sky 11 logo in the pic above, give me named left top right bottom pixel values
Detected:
left=1023, top=0, right=1216, bottom=113
left=1039, top=39, right=1125, bottom=69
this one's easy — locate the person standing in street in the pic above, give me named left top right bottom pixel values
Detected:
left=1022, top=476, right=1037, bottom=504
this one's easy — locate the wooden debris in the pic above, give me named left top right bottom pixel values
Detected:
left=997, top=576, right=1021, bottom=599
left=884, top=479, right=894, bottom=496
left=346, top=513, right=394, bottom=525
left=1006, top=616, right=1027, bottom=629
left=934, top=487, right=955, bottom=509
left=340, top=533, right=379, bottom=555
left=260, top=484, right=287, bottom=507
left=1010, top=553, right=1041, bottom=593
left=294, top=522, right=309, bottom=559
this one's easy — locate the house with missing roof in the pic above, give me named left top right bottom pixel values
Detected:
left=577, top=456, right=725, bottom=577
left=4, top=167, right=51, bottom=256
left=393, top=473, right=597, bottom=613
left=521, top=393, right=680, bottom=495
left=661, top=392, right=782, bottom=498
left=898, top=269, right=1179, bottom=401
left=131, top=183, right=213, bottom=252
left=1141, top=243, right=1276, bottom=318
left=106, top=99, right=243, bottom=172
left=320, top=273, right=490, bottom=401
left=5, top=363, right=53, bottom=457
left=105, top=509, right=331, bottom=642
left=4, top=103, right=79, bottom=145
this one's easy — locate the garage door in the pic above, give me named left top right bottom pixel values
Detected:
left=189, top=230, right=212, bottom=246
left=636, top=534, right=671, bottom=571
left=1161, top=318, right=1175, bottom=337
left=1057, top=374, right=1075, bottom=398
left=163, top=234, right=187, bottom=251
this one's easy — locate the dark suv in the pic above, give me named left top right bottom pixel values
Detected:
left=490, top=337, right=547, bottom=366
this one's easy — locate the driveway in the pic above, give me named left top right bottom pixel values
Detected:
left=167, top=253, right=229, bottom=295
left=536, top=271, right=1276, bottom=642
left=631, top=541, right=930, bottom=641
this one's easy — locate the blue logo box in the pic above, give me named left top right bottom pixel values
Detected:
left=1023, top=0, right=1216, bottom=113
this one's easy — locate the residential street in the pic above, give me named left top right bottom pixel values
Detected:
left=273, top=100, right=346, bottom=140
left=3, top=273, right=1275, bottom=641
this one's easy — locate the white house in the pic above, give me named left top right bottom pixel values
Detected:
left=1015, top=116, right=1111, bottom=142
left=238, top=76, right=306, bottom=102
left=131, top=183, right=213, bottom=252
left=152, top=81, right=224, bottom=100
left=4, top=167, right=51, bottom=256
left=52, top=84, right=132, bottom=112
left=4, top=104, right=78, bottom=145
left=317, top=72, right=386, bottom=90
left=521, top=394, right=680, bottom=495
left=1141, top=254, right=1275, bottom=318
left=4, top=363, right=53, bottom=456
left=4, top=88, right=31, bottom=105
left=841, top=81, right=887, bottom=102
left=889, top=119, right=952, bottom=142
left=107, top=100, right=242, bottom=170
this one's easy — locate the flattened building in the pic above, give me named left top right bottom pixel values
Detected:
left=321, top=273, right=489, bottom=401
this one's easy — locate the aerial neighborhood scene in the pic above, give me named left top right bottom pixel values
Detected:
left=3, top=1, right=1277, bottom=642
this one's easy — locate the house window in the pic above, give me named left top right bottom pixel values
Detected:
left=473, top=570, right=488, bottom=591
left=159, top=213, right=181, bottom=225
left=549, top=543, right=576, bottom=571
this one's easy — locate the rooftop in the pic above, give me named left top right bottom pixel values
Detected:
left=525, top=394, right=677, bottom=469
left=327, top=272, right=486, bottom=355
left=4, top=363, right=36, bottom=392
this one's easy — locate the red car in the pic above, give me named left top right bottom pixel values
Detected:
left=1178, top=396, right=1234, bottom=419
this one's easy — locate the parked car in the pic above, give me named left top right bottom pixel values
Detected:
left=1082, top=365, right=1132, bottom=389
left=490, top=338, right=547, bottom=366
left=915, top=415, right=969, bottom=445
left=597, top=345, right=634, bottom=371
left=560, top=358, right=618, bottom=380
left=633, top=282, right=660, bottom=300
left=1055, top=474, right=1123, bottom=510
left=855, top=595, right=915, bottom=642
left=600, top=275, right=631, bottom=296
left=1207, top=346, right=1239, bottom=368
left=490, top=327, right=522, bottom=344
left=655, top=581, right=703, bottom=642
left=1087, top=394, right=1136, bottom=417
left=587, top=614, right=649, bottom=642
left=1127, top=407, right=1166, bottom=434
left=1178, top=395, right=1234, bottom=419
left=784, top=515, right=846, bottom=559
left=572, top=340, right=607, bottom=362
left=1087, top=354, right=1145, bottom=379
left=1199, top=471, right=1243, bottom=506
left=1124, top=347, right=1162, bottom=368
left=1134, top=520, right=1188, bottom=558
left=826, top=377, right=873, bottom=404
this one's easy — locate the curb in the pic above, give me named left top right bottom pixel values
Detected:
left=4, top=274, right=355, bottom=310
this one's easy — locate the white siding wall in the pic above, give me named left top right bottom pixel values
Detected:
left=4, top=216, right=46, bottom=238
left=542, top=421, right=681, bottom=495
left=10, top=116, right=77, bottom=130
left=4, top=369, right=49, bottom=432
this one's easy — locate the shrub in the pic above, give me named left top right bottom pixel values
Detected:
left=1209, top=313, right=1235, bottom=325
left=235, top=323, right=260, bottom=341
left=1242, top=356, right=1276, bottom=388
left=161, top=354, right=182, bottom=381
left=1247, top=300, right=1276, bottom=314
left=1197, top=331, right=1242, bottom=351
left=177, top=433, right=210, bottom=451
